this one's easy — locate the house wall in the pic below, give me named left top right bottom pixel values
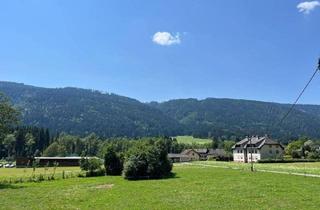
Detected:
left=185, top=150, right=200, bottom=161
left=180, top=156, right=191, bottom=162
left=259, top=145, right=284, bottom=159
left=233, top=149, right=261, bottom=162
left=233, top=149, right=246, bottom=162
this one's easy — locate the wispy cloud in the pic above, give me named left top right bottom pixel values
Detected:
left=152, top=32, right=181, bottom=46
left=297, top=1, right=320, bottom=14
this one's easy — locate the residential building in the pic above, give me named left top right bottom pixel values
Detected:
left=232, top=135, right=284, bottom=162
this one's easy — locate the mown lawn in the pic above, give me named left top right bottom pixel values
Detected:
left=175, top=135, right=212, bottom=145
left=1, top=164, right=320, bottom=210
left=192, top=161, right=320, bottom=175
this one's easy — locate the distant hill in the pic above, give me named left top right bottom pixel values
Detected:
left=0, top=81, right=182, bottom=137
left=150, top=98, right=320, bottom=142
left=1, top=81, right=320, bottom=142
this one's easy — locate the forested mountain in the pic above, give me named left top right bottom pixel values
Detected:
left=150, top=99, right=320, bottom=143
left=0, top=82, right=182, bottom=137
left=1, top=81, right=320, bottom=142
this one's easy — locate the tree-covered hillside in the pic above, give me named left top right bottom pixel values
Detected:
left=2, top=81, right=320, bottom=142
left=0, top=82, right=182, bottom=137
left=150, top=98, right=320, bottom=142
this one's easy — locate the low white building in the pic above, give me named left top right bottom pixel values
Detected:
left=232, top=135, right=284, bottom=162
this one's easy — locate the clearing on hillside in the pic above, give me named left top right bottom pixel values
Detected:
left=175, top=136, right=212, bottom=145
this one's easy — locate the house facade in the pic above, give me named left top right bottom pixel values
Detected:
left=232, top=135, right=284, bottom=162
left=181, top=149, right=201, bottom=161
left=168, top=153, right=191, bottom=163
left=179, top=148, right=227, bottom=161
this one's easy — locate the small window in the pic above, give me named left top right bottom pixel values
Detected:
left=276, top=150, right=279, bottom=154
left=269, top=145, right=272, bottom=148
left=276, top=145, right=279, bottom=148
left=269, top=150, right=272, bottom=154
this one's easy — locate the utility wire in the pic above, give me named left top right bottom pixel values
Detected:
left=277, top=59, right=320, bottom=126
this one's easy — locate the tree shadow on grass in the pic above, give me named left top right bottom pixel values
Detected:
left=125, top=172, right=180, bottom=181
left=0, top=184, right=25, bottom=190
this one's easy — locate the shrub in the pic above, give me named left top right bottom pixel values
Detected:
left=123, top=140, right=172, bottom=180
left=216, top=153, right=233, bottom=161
left=80, top=157, right=103, bottom=176
left=104, top=147, right=123, bottom=175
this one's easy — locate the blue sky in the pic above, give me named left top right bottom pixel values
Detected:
left=1, top=0, right=320, bottom=103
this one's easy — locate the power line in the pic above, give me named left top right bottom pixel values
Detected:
left=277, top=59, right=320, bottom=126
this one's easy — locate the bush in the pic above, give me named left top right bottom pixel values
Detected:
left=216, top=154, right=233, bottom=161
left=123, top=140, right=172, bottom=180
left=80, top=158, right=103, bottom=176
left=104, top=147, right=123, bottom=175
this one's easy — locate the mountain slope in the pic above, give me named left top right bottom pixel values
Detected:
left=2, top=81, right=320, bottom=142
left=0, top=81, right=182, bottom=137
left=150, top=98, right=320, bottom=142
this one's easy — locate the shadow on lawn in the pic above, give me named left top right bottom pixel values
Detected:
left=0, top=184, right=25, bottom=190
left=126, top=172, right=180, bottom=181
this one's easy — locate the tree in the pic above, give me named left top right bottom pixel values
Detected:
left=0, top=93, right=19, bottom=141
left=83, top=133, right=100, bottom=156
left=80, top=158, right=103, bottom=176
left=104, top=146, right=123, bottom=175
left=123, top=140, right=172, bottom=180
left=25, top=133, right=35, bottom=157
left=42, top=142, right=67, bottom=157
left=3, top=134, right=16, bottom=159
left=285, top=140, right=305, bottom=156
left=223, top=140, right=236, bottom=153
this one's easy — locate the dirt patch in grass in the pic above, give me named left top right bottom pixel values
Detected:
left=94, top=184, right=114, bottom=189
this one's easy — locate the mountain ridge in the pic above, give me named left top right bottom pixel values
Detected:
left=1, top=81, right=320, bottom=142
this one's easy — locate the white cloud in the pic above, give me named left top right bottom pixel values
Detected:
left=297, top=1, right=320, bottom=14
left=152, top=32, right=181, bottom=46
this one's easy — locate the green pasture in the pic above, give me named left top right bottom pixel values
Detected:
left=175, top=136, right=212, bottom=145
left=0, top=167, right=81, bottom=181
left=1, top=163, right=320, bottom=209
left=191, top=160, right=320, bottom=175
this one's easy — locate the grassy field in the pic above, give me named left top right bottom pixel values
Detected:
left=191, top=161, right=320, bottom=175
left=175, top=135, right=212, bottom=145
left=0, top=167, right=81, bottom=181
left=1, top=164, right=320, bottom=209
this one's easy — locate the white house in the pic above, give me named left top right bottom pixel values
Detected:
left=232, top=135, right=284, bottom=162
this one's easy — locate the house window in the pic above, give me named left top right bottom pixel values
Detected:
left=269, top=150, right=272, bottom=154
left=276, top=150, right=279, bottom=154
left=269, top=145, right=272, bottom=148
left=276, top=145, right=279, bottom=148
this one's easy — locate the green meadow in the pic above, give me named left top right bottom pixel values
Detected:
left=191, top=161, right=320, bottom=175
left=175, top=136, right=212, bottom=145
left=1, top=163, right=320, bottom=210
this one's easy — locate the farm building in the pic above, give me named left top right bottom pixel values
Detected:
left=181, top=149, right=201, bottom=161
left=179, top=148, right=227, bottom=161
left=168, top=153, right=191, bottom=162
left=232, top=135, right=284, bottom=162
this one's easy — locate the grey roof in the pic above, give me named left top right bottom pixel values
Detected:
left=194, top=149, right=209, bottom=154
left=207, top=149, right=227, bottom=156
left=181, top=149, right=198, bottom=155
left=232, top=135, right=284, bottom=149
left=168, top=153, right=190, bottom=158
